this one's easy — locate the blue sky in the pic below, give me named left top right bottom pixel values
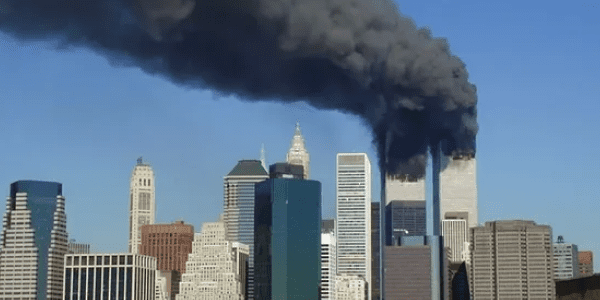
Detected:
left=1, top=0, right=599, bottom=269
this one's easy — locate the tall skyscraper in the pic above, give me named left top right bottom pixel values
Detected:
left=439, top=154, right=478, bottom=229
left=578, top=251, right=594, bottom=277
left=129, top=157, right=156, bottom=254
left=223, top=159, right=268, bottom=299
left=63, top=253, right=157, bottom=300
left=470, top=220, right=555, bottom=299
left=286, top=122, right=310, bottom=179
left=0, top=180, right=68, bottom=300
left=254, top=165, right=322, bottom=299
left=336, top=153, right=372, bottom=300
left=553, top=237, right=580, bottom=280
left=177, top=217, right=248, bottom=300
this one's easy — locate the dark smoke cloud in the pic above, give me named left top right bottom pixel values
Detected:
left=0, top=0, right=477, bottom=177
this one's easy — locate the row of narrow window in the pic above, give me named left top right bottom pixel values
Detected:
left=138, top=178, right=151, bottom=186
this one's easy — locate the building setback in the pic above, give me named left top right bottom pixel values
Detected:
left=177, top=217, right=248, bottom=300
left=579, top=251, right=594, bottom=277
left=223, top=159, right=269, bottom=300
left=336, top=153, right=372, bottom=300
left=129, top=157, right=156, bottom=254
left=470, top=220, right=555, bottom=299
left=254, top=173, right=321, bottom=300
left=0, top=180, right=68, bottom=300
left=139, top=221, right=194, bottom=299
left=63, top=253, right=157, bottom=300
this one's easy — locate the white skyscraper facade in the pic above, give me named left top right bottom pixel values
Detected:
left=441, top=219, right=468, bottom=263
left=129, top=157, right=156, bottom=254
left=177, top=218, right=248, bottom=300
left=322, top=232, right=337, bottom=300
left=553, top=241, right=579, bottom=280
left=336, top=153, right=372, bottom=300
left=286, top=122, right=310, bottom=179
left=0, top=181, right=68, bottom=300
left=439, top=155, right=478, bottom=229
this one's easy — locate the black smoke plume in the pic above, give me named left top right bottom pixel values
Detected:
left=0, top=0, right=477, bottom=177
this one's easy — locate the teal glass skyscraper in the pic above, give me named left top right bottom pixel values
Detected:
left=0, top=180, right=68, bottom=300
left=254, top=165, right=321, bottom=300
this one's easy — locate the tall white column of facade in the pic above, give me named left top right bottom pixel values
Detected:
left=441, top=219, right=468, bottom=263
left=322, top=232, right=337, bottom=300
left=287, top=122, right=310, bottom=179
left=129, top=157, right=156, bottom=254
left=336, top=153, right=371, bottom=300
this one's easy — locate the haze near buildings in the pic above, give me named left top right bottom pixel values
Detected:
left=336, top=153, right=372, bottom=300
left=0, top=180, right=67, bottom=300
left=129, top=157, right=156, bottom=254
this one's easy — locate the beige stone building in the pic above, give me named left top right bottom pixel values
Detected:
left=176, top=217, right=248, bottom=300
left=470, top=220, right=555, bottom=299
left=335, top=274, right=367, bottom=300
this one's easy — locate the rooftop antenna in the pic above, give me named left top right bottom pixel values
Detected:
left=137, top=157, right=143, bottom=165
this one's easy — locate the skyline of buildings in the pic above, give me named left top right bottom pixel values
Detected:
left=129, top=157, right=156, bottom=254
left=1, top=122, right=597, bottom=300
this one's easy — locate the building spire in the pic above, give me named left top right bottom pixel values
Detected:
left=287, top=122, right=310, bottom=179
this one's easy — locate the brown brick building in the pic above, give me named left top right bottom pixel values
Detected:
left=140, top=221, right=194, bottom=299
left=579, top=251, right=594, bottom=277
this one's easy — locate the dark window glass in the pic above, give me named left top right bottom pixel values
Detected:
left=110, top=268, right=117, bottom=300
left=120, top=256, right=125, bottom=265
left=67, top=256, right=72, bottom=266
left=104, top=256, right=110, bottom=265
left=95, top=268, right=102, bottom=300
left=80, top=268, right=87, bottom=299
left=118, top=268, right=125, bottom=300
left=112, top=256, right=118, bottom=265
left=74, top=256, right=79, bottom=266
left=65, top=269, right=72, bottom=299
left=87, top=268, right=94, bottom=300
left=103, top=268, right=109, bottom=299
left=127, top=255, right=133, bottom=265
left=72, top=269, right=79, bottom=300
left=97, top=256, right=102, bottom=265
left=126, top=267, right=133, bottom=300
left=82, top=256, right=87, bottom=265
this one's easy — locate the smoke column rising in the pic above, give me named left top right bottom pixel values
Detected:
left=0, top=0, right=477, bottom=177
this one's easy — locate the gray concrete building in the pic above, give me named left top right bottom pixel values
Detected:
left=470, top=220, right=554, bottom=299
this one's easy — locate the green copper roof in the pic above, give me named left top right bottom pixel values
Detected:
left=227, top=160, right=268, bottom=176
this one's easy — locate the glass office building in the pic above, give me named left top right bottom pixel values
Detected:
left=254, top=177, right=321, bottom=300
left=0, top=180, right=68, bottom=300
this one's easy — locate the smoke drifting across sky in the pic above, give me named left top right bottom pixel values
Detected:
left=0, top=0, right=477, bottom=177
